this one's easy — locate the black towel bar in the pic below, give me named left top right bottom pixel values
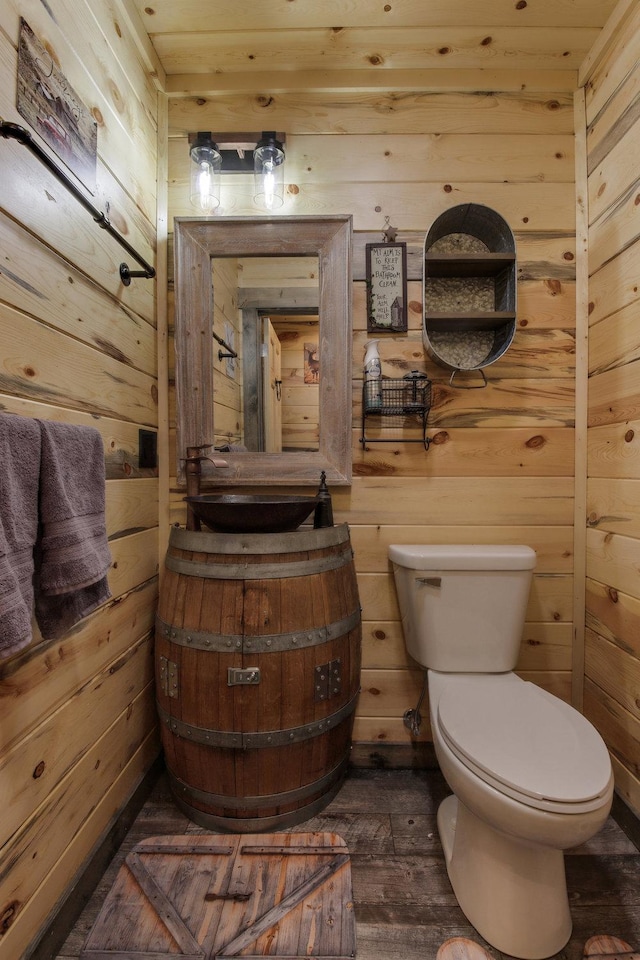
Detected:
left=212, top=329, right=238, bottom=361
left=0, top=119, right=156, bottom=286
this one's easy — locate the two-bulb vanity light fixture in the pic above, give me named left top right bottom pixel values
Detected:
left=189, top=130, right=286, bottom=214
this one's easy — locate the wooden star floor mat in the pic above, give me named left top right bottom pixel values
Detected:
left=436, top=938, right=493, bottom=959
left=583, top=936, right=640, bottom=960
left=80, top=832, right=355, bottom=960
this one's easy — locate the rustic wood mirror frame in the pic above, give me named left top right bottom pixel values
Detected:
left=174, top=215, right=353, bottom=486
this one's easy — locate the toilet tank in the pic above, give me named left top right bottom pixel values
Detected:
left=389, top=544, right=536, bottom=672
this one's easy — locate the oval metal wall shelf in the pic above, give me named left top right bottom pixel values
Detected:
left=423, top=203, right=516, bottom=388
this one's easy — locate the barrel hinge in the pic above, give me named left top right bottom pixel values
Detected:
left=314, top=658, right=342, bottom=702
left=159, top=656, right=179, bottom=699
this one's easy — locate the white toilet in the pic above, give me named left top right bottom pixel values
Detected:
left=389, top=543, right=614, bottom=960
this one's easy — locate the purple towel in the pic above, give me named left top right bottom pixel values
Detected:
left=0, top=413, right=41, bottom=657
left=34, top=420, right=112, bottom=640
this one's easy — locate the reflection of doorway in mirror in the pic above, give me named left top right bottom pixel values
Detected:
left=239, top=257, right=321, bottom=454
left=262, top=318, right=282, bottom=453
left=272, top=316, right=320, bottom=452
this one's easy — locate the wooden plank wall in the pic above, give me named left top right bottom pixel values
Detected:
left=0, top=1, right=160, bottom=956
left=212, top=257, right=243, bottom=446
left=166, top=77, right=577, bottom=746
left=582, top=3, right=640, bottom=818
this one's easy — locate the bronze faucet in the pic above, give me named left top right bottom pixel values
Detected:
left=183, top=445, right=229, bottom=530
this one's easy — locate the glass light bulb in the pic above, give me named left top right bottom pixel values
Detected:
left=190, top=137, right=221, bottom=214
left=197, top=162, right=213, bottom=213
left=262, top=159, right=276, bottom=210
left=254, top=135, right=285, bottom=209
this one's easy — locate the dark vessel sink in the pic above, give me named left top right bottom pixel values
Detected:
left=185, top=494, right=320, bottom=534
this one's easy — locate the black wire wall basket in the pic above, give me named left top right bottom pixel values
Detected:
left=361, top=372, right=432, bottom=450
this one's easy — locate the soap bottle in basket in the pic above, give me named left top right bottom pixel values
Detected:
left=363, top=339, right=382, bottom=408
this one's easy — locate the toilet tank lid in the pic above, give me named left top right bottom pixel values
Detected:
left=388, top=544, right=536, bottom=570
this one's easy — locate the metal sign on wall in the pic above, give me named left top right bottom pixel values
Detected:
left=17, top=18, right=97, bottom=192
left=366, top=241, right=408, bottom=333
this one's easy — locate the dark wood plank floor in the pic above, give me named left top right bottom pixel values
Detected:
left=55, top=766, right=640, bottom=960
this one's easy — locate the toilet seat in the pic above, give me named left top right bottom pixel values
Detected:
left=436, top=674, right=612, bottom=814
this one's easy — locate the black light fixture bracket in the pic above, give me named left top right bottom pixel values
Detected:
left=0, top=119, right=156, bottom=286
left=190, top=130, right=286, bottom=173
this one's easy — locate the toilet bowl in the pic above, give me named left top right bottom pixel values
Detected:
left=389, top=544, right=614, bottom=960
left=431, top=670, right=613, bottom=959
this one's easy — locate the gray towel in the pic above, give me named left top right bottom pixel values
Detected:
left=34, top=420, right=112, bottom=640
left=0, top=413, right=41, bottom=657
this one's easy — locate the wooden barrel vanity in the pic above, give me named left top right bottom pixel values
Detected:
left=155, top=523, right=362, bottom=831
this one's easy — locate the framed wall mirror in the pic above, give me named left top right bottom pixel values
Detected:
left=174, top=215, right=353, bottom=486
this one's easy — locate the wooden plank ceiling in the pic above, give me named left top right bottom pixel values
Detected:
left=134, top=0, right=619, bottom=94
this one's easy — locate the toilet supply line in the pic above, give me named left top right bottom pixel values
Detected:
left=404, top=670, right=428, bottom=737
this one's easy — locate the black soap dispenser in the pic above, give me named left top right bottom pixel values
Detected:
left=314, top=470, right=334, bottom=528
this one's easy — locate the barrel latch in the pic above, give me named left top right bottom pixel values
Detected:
left=227, top=667, right=261, bottom=686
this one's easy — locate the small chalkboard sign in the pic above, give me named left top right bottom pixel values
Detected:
left=366, top=242, right=407, bottom=333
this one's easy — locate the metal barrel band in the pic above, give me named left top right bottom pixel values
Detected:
left=170, top=777, right=348, bottom=833
left=156, top=614, right=242, bottom=652
left=170, top=523, right=350, bottom=554
left=167, top=757, right=348, bottom=811
left=157, top=690, right=359, bottom=749
left=165, top=544, right=353, bottom=580
left=156, top=607, right=361, bottom=654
